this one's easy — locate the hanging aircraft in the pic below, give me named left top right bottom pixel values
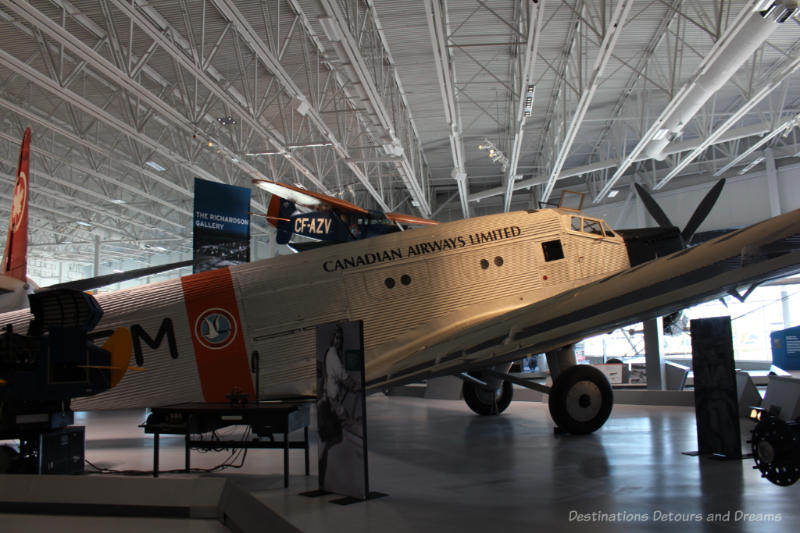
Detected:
left=0, top=128, right=192, bottom=315
left=252, top=179, right=438, bottom=247
left=1, top=169, right=799, bottom=436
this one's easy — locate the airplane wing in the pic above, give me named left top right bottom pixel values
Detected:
left=46, top=260, right=193, bottom=292
left=252, top=179, right=438, bottom=226
left=365, top=209, right=800, bottom=390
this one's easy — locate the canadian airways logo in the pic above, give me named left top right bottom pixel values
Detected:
left=10, top=171, right=26, bottom=232
left=194, top=308, right=238, bottom=350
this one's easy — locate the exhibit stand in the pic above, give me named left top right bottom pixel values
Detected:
left=301, top=320, right=385, bottom=505
left=684, top=316, right=750, bottom=460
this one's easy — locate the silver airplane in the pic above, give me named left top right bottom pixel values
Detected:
left=2, top=178, right=798, bottom=434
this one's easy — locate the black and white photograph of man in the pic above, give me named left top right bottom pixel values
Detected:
left=315, top=321, right=367, bottom=499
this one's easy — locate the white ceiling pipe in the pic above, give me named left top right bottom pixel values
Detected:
left=467, top=119, right=773, bottom=203
left=644, top=2, right=797, bottom=161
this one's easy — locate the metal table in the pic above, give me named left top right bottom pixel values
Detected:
left=141, top=400, right=311, bottom=487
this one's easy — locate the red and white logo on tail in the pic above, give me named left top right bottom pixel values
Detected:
left=2, top=127, right=30, bottom=282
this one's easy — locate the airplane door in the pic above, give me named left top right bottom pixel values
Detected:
left=570, top=216, right=605, bottom=280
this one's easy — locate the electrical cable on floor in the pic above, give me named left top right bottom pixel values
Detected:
left=84, top=426, right=253, bottom=475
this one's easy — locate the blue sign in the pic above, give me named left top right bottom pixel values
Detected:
left=193, top=178, right=251, bottom=273
left=771, top=325, right=800, bottom=370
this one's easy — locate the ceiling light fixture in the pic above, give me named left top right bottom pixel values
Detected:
left=217, top=115, right=237, bottom=126
left=76, top=220, right=93, bottom=227
left=523, top=85, right=535, bottom=117
left=739, top=155, right=765, bottom=175
left=145, top=160, right=166, bottom=172
left=608, top=189, right=619, bottom=198
left=478, top=138, right=509, bottom=171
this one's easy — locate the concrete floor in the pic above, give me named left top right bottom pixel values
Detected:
left=2, top=395, right=798, bottom=532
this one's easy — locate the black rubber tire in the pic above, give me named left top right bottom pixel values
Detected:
left=548, top=365, right=613, bottom=434
left=463, top=376, right=513, bottom=416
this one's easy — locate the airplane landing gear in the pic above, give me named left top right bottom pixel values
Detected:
left=462, top=372, right=513, bottom=416
left=456, top=348, right=614, bottom=433
left=548, top=365, right=613, bottom=435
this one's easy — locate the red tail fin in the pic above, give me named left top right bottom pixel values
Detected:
left=2, top=128, right=30, bottom=282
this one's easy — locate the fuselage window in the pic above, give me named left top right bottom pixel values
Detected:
left=401, top=274, right=411, bottom=286
left=571, top=216, right=581, bottom=231
left=494, top=256, right=504, bottom=267
left=542, top=240, right=565, bottom=261
left=480, top=259, right=490, bottom=269
left=385, top=277, right=395, bottom=289
left=583, top=219, right=603, bottom=235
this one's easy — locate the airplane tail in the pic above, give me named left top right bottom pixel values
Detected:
left=2, top=128, right=30, bottom=282
left=266, top=195, right=296, bottom=245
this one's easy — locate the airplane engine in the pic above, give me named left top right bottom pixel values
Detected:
left=749, top=408, right=800, bottom=486
left=0, top=290, right=114, bottom=429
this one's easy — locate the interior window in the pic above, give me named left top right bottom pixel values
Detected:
left=571, top=216, right=581, bottom=231
left=542, top=240, right=565, bottom=261
left=583, top=219, right=603, bottom=235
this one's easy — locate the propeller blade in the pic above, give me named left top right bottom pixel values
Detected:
left=682, top=178, right=725, bottom=243
left=634, top=183, right=674, bottom=229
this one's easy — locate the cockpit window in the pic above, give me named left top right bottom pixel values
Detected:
left=602, top=222, right=615, bottom=237
left=571, top=216, right=581, bottom=231
left=583, top=219, right=603, bottom=235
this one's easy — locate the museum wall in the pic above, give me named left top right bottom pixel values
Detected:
left=583, top=161, right=800, bottom=232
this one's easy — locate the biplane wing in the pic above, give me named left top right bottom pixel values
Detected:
left=253, top=179, right=438, bottom=229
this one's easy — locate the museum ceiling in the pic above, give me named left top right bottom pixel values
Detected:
left=0, top=0, right=799, bottom=270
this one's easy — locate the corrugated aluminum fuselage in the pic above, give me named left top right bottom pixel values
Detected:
left=51, top=209, right=628, bottom=409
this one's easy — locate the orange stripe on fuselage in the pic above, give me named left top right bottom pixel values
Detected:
left=181, top=268, right=254, bottom=402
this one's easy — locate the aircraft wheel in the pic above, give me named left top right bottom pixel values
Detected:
left=463, top=376, right=513, bottom=416
left=549, top=365, right=613, bottom=434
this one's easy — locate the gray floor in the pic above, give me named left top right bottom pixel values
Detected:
left=2, top=395, right=798, bottom=532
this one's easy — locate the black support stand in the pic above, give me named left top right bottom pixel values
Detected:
left=684, top=317, right=750, bottom=460
left=142, top=400, right=312, bottom=487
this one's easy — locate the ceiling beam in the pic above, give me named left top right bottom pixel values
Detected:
left=107, top=0, right=329, bottom=197
left=425, top=0, right=469, bottom=218
left=594, top=2, right=794, bottom=201
left=541, top=0, right=634, bottom=202
left=209, top=0, right=393, bottom=213
left=317, top=0, right=431, bottom=216
left=654, top=47, right=800, bottom=189
left=503, top=0, right=542, bottom=212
